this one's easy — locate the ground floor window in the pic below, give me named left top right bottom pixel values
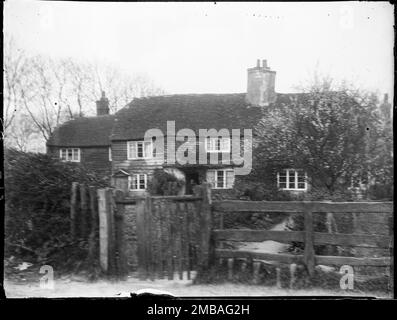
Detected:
left=60, top=148, right=80, bottom=162
left=207, top=169, right=235, bottom=189
left=277, top=169, right=307, bottom=191
left=129, top=173, right=147, bottom=190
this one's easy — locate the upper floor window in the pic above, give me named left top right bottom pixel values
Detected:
left=207, top=169, right=235, bottom=189
left=205, top=137, right=230, bottom=153
left=127, top=141, right=153, bottom=159
left=129, top=173, right=147, bottom=190
left=60, top=148, right=80, bottom=162
left=277, top=169, right=307, bottom=191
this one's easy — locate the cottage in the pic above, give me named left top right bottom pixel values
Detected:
left=46, top=92, right=115, bottom=179
left=49, top=59, right=388, bottom=197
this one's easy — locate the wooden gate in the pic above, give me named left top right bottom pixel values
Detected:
left=95, top=184, right=213, bottom=280
left=134, top=184, right=212, bottom=280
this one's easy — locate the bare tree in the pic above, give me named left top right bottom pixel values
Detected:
left=4, top=40, right=165, bottom=149
left=5, top=113, right=39, bottom=152
left=3, top=38, right=29, bottom=137
left=87, top=63, right=166, bottom=114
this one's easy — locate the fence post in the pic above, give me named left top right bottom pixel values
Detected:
left=87, top=186, right=98, bottom=264
left=80, top=184, right=88, bottom=239
left=303, top=204, right=315, bottom=277
left=253, top=261, right=260, bottom=284
left=70, top=182, right=79, bottom=239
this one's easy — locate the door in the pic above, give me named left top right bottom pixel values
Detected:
left=185, top=172, right=200, bottom=195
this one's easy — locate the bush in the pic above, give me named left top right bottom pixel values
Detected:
left=147, top=169, right=185, bottom=195
left=4, top=148, right=109, bottom=272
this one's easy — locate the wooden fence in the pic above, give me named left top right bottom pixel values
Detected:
left=211, top=200, right=393, bottom=279
left=70, top=182, right=99, bottom=264
left=75, top=182, right=393, bottom=283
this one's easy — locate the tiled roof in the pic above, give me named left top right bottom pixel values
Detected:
left=46, top=93, right=306, bottom=146
left=47, top=115, right=115, bottom=147
left=111, top=93, right=266, bottom=140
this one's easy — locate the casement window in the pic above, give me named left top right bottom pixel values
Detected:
left=109, top=147, right=112, bottom=161
left=207, top=169, right=235, bottom=189
left=129, top=173, right=147, bottom=190
left=127, top=140, right=153, bottom=159
left=60, top=148, right=80, bottom=162
left=277, top=169, right=307, bottom=191
left=205, top=137, right=230, bottom=153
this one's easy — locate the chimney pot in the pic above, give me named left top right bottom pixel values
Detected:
left=256, top=59, right=260, bottom=68
left=246, top=59, right=276, bottom=107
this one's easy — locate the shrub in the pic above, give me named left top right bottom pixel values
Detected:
left=147, top=169, right=185, bottom=195
left=4, top=148, right=109, bottom=272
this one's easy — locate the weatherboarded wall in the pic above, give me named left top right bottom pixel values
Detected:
left=47, top=146, right=111, bottom=179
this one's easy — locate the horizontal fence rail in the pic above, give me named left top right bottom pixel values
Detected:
left=211, top=200, right=393, bottom=278
left=213, top=229, right=391, bottom=248
left=213, top=200, right=393, bottom=213
left=215, top=249, right=391, bottom=267
left=115, top=195, right=203, bottom=205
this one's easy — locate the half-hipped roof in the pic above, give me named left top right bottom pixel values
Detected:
left=47, top=115, right=115, bottom=147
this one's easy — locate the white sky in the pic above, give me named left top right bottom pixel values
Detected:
left=4, top=1, right=394, bottom=98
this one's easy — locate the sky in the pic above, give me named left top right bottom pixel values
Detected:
left=4, top=1, right=394, bottom=98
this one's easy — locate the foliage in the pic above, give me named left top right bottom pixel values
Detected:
left=147, top=169, right=185, bottom=195
left=250, top=78, right=393, bottom=199
left=4, top=148, right=108, bottom=271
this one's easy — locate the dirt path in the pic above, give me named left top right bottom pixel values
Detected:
left=237, top=219, right=289, bottom=254
left=4, top=219, right=391, bottom=299
left=4, top=277, right=389, bottom=298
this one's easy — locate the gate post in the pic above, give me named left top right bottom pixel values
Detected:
left=97, top=188, right=116, bottom=275
left=194, top=183, right=213, bottom=282
left=136, top=197, right=147, bottom=280
left=97, top=188, right=109, bottom=273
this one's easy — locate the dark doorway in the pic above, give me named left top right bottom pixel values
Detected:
left=185, top=172, right=200, bottom=195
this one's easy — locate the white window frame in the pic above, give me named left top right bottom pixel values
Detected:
left=208, top=169, right=234, bottom=189
left=59, top=148, right=80, bottom=162
left=127, top=140, right=153, bottom=160
left=128, top=173, right=147, bottom=191
left=277, top=169, right=307, bottom=191
left=205, top=137, right=231, bottom=153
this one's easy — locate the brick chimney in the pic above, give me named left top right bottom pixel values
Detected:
left=380, top=93, right=392, bottom=123
left=96, top=91, right=110, bottom=116
left=246, top=59, right=276, bottom=107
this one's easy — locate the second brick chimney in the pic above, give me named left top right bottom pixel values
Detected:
left=246, top=59, right=276, bottom=107
left=96, top=91, right=110, bottom=116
